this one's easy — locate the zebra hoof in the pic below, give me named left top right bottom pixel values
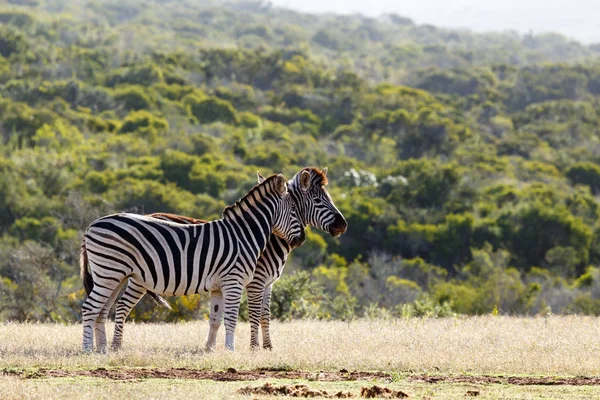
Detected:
left=250, top=344, right=260, bottom=351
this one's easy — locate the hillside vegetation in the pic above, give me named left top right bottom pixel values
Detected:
left=2, top=0, right=600, bottom=321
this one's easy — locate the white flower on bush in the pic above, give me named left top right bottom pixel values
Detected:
left=342, top=168, right=378, bottom=187
left=381, top=175, right=408, bottom=186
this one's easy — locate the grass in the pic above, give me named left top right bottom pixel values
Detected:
left=1, top=316, right=600, bottom=399
left=2, top=316, right=600, bottom=374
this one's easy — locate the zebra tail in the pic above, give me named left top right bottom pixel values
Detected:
left=80, top=238, right=94, bottom=296
left=148, top=292, right=172, bottom=310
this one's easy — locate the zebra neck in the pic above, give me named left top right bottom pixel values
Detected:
left=224, top=213, right=270, bottom=261
left=223, top=195, right=278, bottom=260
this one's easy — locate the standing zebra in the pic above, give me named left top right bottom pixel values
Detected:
left=80, top=174, right=305, bottom=352
left=109, top=167, right=347, bottom=351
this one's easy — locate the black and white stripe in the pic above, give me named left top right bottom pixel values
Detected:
left=245, top=167, right=347, bottom=349
left=107, top=168, right=346, bottom=351
left=80, top=174, right=304, bottom=352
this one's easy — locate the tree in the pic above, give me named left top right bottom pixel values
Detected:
left=567, top=162, right=600, bottom=194
left=186, top=96, right=239, bottom=125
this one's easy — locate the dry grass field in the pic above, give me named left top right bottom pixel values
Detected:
left=2, top=316, right=600, bottom=399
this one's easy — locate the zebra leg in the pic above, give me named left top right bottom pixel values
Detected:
left=222, top=281, right=244, bottom=351
left=94, top=279, right=127, bottom=353
left=81, top=280, right=123, bottom=353
left=94, top=311, right=108, bottom=353
left=111, top=279, right=147, bottom=351
left=246, top=281, right=265, bottom=350
left=81, top=296, right=100, bottom=353
left=261, top=284, right=274, bottom=350
left=205, top=290, right=224, bottom=351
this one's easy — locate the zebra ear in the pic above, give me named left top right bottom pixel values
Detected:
left=257, top=171, right=266, bottom=184
left=274, top=174, right=287, bottom=194
left=321, top=167, right=328, bottom=177
left=300, top=170, right=311, bottom=191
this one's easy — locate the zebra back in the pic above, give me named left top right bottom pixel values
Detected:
left=149, top=213, right=206, bottom=225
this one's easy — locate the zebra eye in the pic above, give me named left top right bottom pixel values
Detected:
left=313, top=197, right=323, bottom=204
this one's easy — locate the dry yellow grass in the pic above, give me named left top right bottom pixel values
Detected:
left=1, top=316, right=600, bottom=375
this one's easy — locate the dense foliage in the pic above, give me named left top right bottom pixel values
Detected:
left=2, top=0, right=600, bottom=322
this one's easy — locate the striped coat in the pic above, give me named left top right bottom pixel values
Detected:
left=108, top=168, right=347, bottom=351
left=80, top=174, right=304, bottom=352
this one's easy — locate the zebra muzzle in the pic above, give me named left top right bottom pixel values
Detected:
left=328, top=213, right=348, bottom=237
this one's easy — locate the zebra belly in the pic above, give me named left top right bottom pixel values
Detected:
left=170, top=274, right=221, bottom=296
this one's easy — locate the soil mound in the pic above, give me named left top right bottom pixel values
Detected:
left=238, top=382, right=353, bottom=398
left=360, top=385, right=409, bottom=398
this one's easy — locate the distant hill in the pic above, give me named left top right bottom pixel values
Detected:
left=270, top=0, right=600, bottom=45
left=4, top=0, right=597, bottom=85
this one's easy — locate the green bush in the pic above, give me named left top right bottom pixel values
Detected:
left=106, top=64, right=164, bottom=87
left=270, top=271, right=324, bottom=321
left=113, top=85, right=154, bottom=111
left=567, top=162, right=600, bottom=194
left=0, top=12, right=34, bottom=28
left=118, top=110, right=168, bottom=141
left=187, top=96, right=239, bottom=125
left=107, top=179, right=198, bottom=216
left=9, top=217, right=61, bottom=245
left=0, top=26, right=27, bottom=58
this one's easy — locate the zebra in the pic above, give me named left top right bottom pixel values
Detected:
left=109, top=167, right=347, bottom=351
left=80, top=173, right=305, bottom=352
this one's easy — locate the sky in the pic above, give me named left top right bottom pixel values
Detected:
left=270, top=0, right=600, bottom=44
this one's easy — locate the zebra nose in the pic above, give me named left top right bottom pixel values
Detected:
left=328, top=213, right=348, bottom=237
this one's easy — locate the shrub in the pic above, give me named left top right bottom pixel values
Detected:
left=395, top=295, right=456, bottom=318
left=113, top=85, right=153, bottom=111
left=106, top=64, right=164, bottom=87
left=567, top=162, right=600, bottom=194
left=188, top=165, right=226, bottom=198
left=0, top=25, right=27, bottom=58
left=107, top=179, right=198, bottom=216
left=187, top=96, right=239, bottom=125
left=190, top=133, right=218, bottom=156
left=118, top=110, right=168, bottom=141
left=270, top=271, right=324, bottom=321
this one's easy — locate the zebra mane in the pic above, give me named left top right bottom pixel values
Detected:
left=291, top=167, right=328, bottom=188
left=222, top=174, right=285, bottom=218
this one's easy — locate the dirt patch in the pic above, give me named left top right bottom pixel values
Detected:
left=410, top=374, right=600, bottom=386
left=3, top=368, right=600, bottom=386
left=238, top=382, right=353, bottom=398
left=360, top=385, right=409, bottom=398
left=237, top=383, right=409, bottom=398
left=1, top=368, right=391, bottom=382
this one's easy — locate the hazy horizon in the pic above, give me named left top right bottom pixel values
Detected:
left=270, top=0, right=600, bottom=44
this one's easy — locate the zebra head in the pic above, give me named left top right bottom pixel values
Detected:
left=259, top=168, right=347, bottom=238
left=269, top=174, right=306, bottom=249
